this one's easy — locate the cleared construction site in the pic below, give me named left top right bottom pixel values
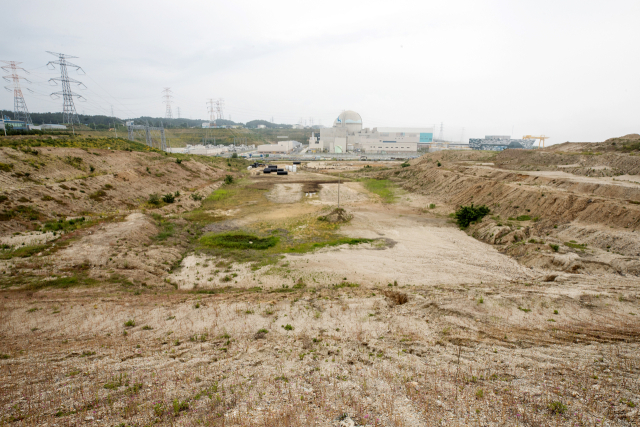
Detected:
left=0, top=132, right=639, bottom=426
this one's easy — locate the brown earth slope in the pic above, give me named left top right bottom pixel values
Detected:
left=377, top=138, right=640, bottom=276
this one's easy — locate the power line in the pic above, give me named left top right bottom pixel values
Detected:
left=46, top=51, right=85, bottom=125
left=162, top=87, right=173, bottom=119
left=1, top=60, right=33, bottom=124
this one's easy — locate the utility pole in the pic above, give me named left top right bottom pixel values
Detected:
left=162, top=87, right=173, bottom=119
left=111, top=105, right=117, bottom=138
left=46, top=51, right=85, bottom=129
left=338, top=173, right=341, bottom=208
left=177, top=106, right=181, bottom=119
left=1, top=61, right=33, bottom=125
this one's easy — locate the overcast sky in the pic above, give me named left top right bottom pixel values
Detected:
left=2, top=0, right=639, bottom=143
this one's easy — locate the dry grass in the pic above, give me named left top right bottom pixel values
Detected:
left=1, top=280, right=639, bottom=426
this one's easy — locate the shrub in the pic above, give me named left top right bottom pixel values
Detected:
left=400, top=162, right=410, bottom=168
left=191, top=192, right=203, bottom=201
left=124, top=319, right=135, bottom=327
left=437, top=161, right=441, bottom=167
left=516, top=215, right=531, bottom=221
left=549, top=244, right=559, bottom=252
left=428, top=203, right=436, bottom=209
left=148, top=193, right=160, bottom=205
left=89, top=165, right=95, bottom=172
left=176, top=158, right=182, bottom=164
left=224, top=175, right=234, bottom=185
left=162, top=193, right=175, bottom=203
left=89, top=190, right=107, bottom=201
left=283, top=324, right=293, bottom=331
left=454, top=204, right=490, bottom=228
left=231, top=153, right=238, bottom=159
left=548, top=401, right=567, bottom=414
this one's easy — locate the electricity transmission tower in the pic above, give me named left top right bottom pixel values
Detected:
left=46, top=52, right=85, bottom=125
left=215, top=98, right=224, bottom=122
left=162, top=87, right=173, bottom=119
left=438, top=122, right=444, bottom=142
left=176, top=106, right=181, bottom=119
left=1, top=61, right=33, bottom=125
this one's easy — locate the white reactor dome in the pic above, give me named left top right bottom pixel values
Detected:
left=333, top=110, right=363, bottom=133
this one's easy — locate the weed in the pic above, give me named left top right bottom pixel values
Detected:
left=283, top=324, right=294, bottom=331
left=148, top=193, right=161, bottom=205
left=172, top=399, right=189, bottom=414
left=124, top=319, right=136, bottom=327
left=549, top=244, right=559, bottom=252
left=142, top=325, right=153, bottom=330
left=428, top=203, right=436, bottom=209
left=475, top=389, right=484, bottom=399
left=548, top=401, right=567, bottom=414
left=162, top=193, right=175, bottom=203
left=518, top=307, right=531, bottom=313
left=224, top=175, right=234, bottom=185
left=191, top=192, right=203, bottom=201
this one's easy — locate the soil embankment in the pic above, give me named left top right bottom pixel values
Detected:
left=377, top=137, right=640, bottom=276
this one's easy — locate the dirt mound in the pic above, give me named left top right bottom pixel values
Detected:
left=0, top=146, right=226, bottom=234
left=318, top=207, right=353, bottom=223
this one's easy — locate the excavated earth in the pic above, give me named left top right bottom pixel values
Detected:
left=0, top=139, right=639, bottom=427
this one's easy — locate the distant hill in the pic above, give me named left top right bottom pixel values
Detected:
left=245, top=120, right=291, bottom=129
left=0, top=110, right=243, bottom=129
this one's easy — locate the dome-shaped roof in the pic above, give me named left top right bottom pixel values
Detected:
left=334, top=110, right=362, bottom=127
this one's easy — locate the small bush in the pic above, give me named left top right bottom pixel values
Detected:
left=148, top=193, right=161, bottom=205
left=176, top=158, right=182, bottom=164
left=191, top=192, right=203, bottom=201
left=548, top=401, right=567, bottom=414
left=224, top=175, right=234, bottom=185
left=282, top=324, right=293, bottom=331
left=454, top=204, right=490, bottom=228
left=549, top=244, right=559, bottom=252
left=124, top=319, right=135, bottom=327
left=400, top=162, right=410, bottom=168
left=162, top=193, right=175, bottom=203
left=231, top=153, right=238, bottom=159
left=516, top=215, right=531, bottom=221
left=428, top=203, right=436, bottom=209
left=437, top=161, right=441, bottom=167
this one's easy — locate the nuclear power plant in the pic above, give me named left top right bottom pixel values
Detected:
left=308, top=110, right=434, bottom=154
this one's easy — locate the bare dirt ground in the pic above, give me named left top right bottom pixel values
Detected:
left=1, top=143, right=640, bottom=426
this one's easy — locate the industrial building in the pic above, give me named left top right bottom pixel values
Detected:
left=257, top=140, right=301, bottom=154
left=308, top=111, right=433, bottom=154
left=469, top=135, right=536, bottom=151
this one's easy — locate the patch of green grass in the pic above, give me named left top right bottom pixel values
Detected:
left=0, top=244, right=47, bottom=260
left=332, top=282, right=359, bottom=289
left=564, top=241, right=587, bottom=250
left=515, top=215, right=531, bottom=221
left=42, top=216, right=88, bottom=233
left=26, top=274, right=99, bottom=290
left=156, top=221, right=175, bottom=240
left=363, top=179, right=396, bottom=203
left=200, top=232, right=279, bottom=250
left=549, top=244, right=559, bottom=252
left=518, top=306, right=531, bottom=313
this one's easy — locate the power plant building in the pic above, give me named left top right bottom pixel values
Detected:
left=309, top=111, right=433, bottom=154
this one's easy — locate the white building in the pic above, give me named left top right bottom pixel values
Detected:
left=308, top=111, right=433, bottom=154
left=257, top=140, right=301, bottom=154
